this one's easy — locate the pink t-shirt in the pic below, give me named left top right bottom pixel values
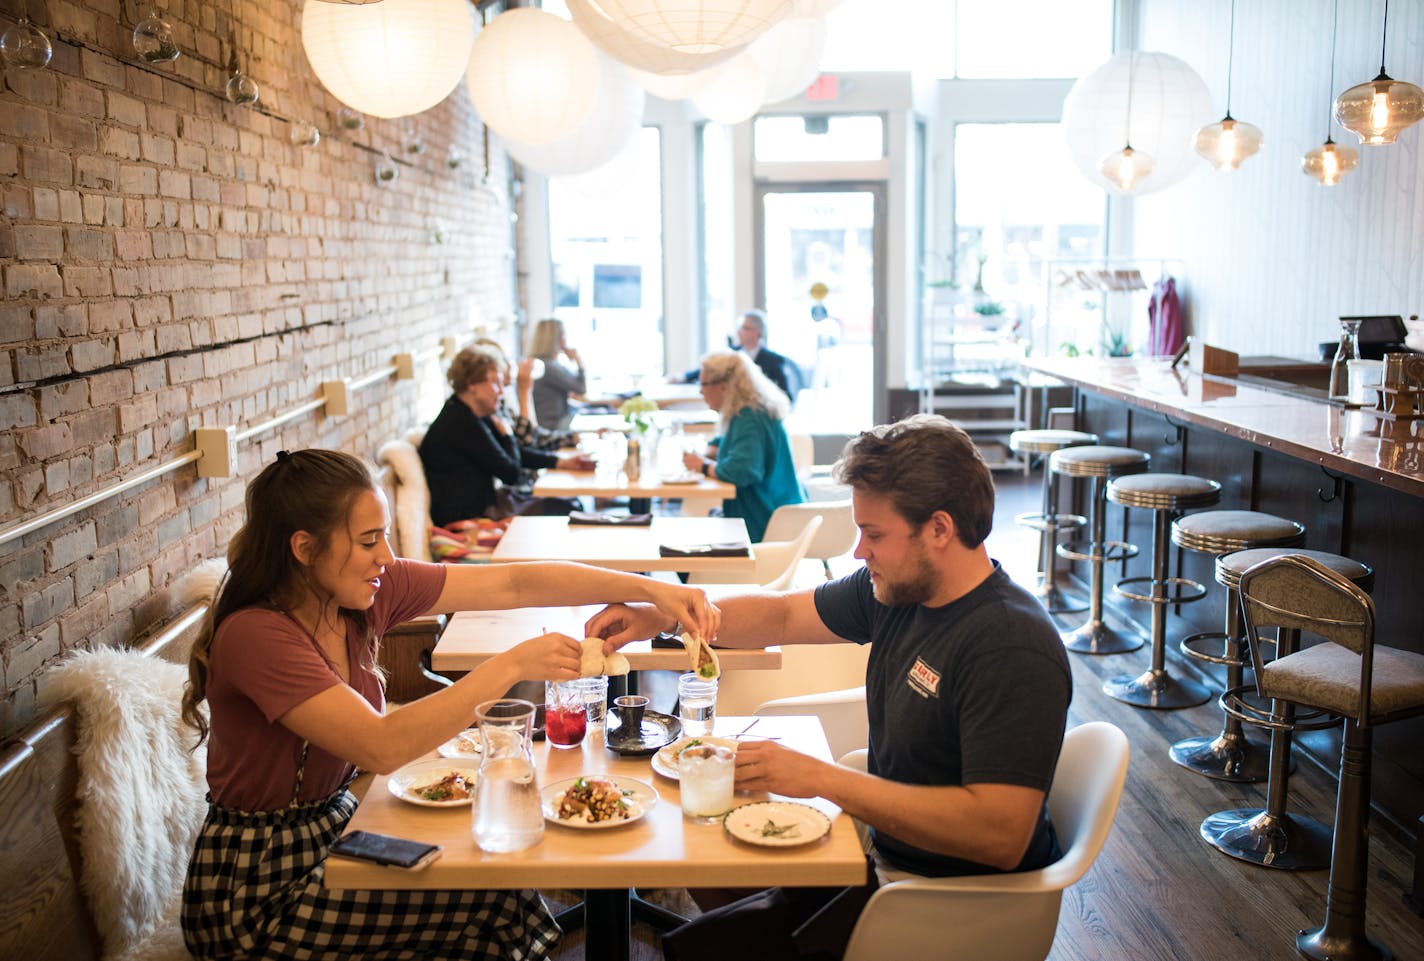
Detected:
left=204, top=558, right=447, bottom=811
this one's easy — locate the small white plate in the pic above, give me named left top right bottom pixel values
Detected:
left=723, top=801, right=831, bottom=847
left=437, top=729, right=482, bottom=759
left=541, top=774, right=658, bottom=828
left=650, top=736, right=739, bottom=781
left=387, top=758, right=480, bottom=807
left=660, top=472, right=702, bottom=485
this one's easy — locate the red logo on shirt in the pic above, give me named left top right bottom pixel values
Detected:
left=908, top=658, right=941, bottom=698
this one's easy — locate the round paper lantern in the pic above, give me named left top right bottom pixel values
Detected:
left=747, top=16, right=826, bottom=104
left=573, top=0, right=792, bottom=55
left=567, top=0, right=743, bottom=75
left=301, top=0, right=475, bottom=119
left=791, top=0, right=844, bottom=15
left=466, top=8, right=601, bottom=146
left=505, top=53, right=645, bottom=177
left=625, top=64, right=716, bottom=100
left=1061, top=51, right=1214, bottom=195
left=692, top=53, right=765, bottom=125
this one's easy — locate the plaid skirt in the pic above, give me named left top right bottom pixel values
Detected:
left=181, top=788, right=560, bottom=961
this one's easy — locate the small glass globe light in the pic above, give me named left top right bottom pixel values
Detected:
left=1, top=14, right=53, bottom=69
left=1098, top=145, right=1154, bottom=193
left=133, top=9, right=180, bottom=63
left=289, top=121, right=320, bottom=148
left=445, top=145, right=463, bottom=169
left=1193, top=115, right=1264, bottom=171
left=402, top=127, right=426, bottom=155
left=225, top=69, right=259, bottom=105
left=1301, top=138, right=1360, bottom=186
left=1334, top=72, right=1424, bottom=146
left=374, top=153, right=399, bottom=184
left=336, top=106, right=365, bottom=132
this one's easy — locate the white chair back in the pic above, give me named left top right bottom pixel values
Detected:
left=763, top=500, right=856, bottom=578
left=376, top=435, right=434, bottom=562
left=688, top=514, right=822, bottom=591
left=790, top=432, right=815, bottom=477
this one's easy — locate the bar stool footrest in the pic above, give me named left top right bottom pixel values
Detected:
left=1058, top=539, right=1139, bottom=564
left=1219, top=685, right=1342, bottom=734
left=1014, top=511, right=1087, bottom=534
left=1112, top=575, right=1207, bottom=606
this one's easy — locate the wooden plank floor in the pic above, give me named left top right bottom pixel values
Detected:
left=544, top=471, right=1424, bottom=960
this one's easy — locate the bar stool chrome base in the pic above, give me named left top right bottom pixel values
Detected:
left=1061, top=619, right=1143, bottom=655
left=1034, top=582, right=1090, bottom=614
left=1168, top=730, right=1271, bottom=782
left=1104, top=667, right=1211, bottom=709
left=1200, top=807, right=1332, bottom=870
left=1297, top=921, right=1394, bottom=961
left=1015, top=509, right=1090, bottom=613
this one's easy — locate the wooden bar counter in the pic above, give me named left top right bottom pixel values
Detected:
left=1025, top=355, right=1424, bottom=844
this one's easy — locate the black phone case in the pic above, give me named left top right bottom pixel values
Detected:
left=329, top=830, right=440, bottom=868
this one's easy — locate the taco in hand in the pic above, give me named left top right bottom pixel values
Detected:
left=579, top=636, right=630, bottom=677
left=681, top=633, right=721, bottom=680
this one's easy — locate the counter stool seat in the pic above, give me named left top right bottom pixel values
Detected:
left=1052, top=446, right=1150, bottom=655
left=1167, top=513, right=1308, bottom=783
left=1009, top=428, right=1099, bottom=613
left=1102, top=473, right=1221, bottom=709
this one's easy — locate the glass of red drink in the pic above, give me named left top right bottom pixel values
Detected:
left=545, top=680, right=587, bottom=749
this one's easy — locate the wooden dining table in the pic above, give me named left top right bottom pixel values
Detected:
left=532, top=467, right=734, bottom=502
left=489, top=515, right=757, bottom=576
left=324, top=714, right=867, bottom=961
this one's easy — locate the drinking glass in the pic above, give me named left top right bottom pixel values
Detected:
left=571, top=676, right=608, bottom=738
left=545, top=680, right=587, bottom=749
left=678, top=672, right=717, bottom=738
left=472, top=699, right=543, bottom=853
left=679, top=744, right=736, bottom=823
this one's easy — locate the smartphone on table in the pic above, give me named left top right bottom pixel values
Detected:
left=329, top=830, right=442, bottom=870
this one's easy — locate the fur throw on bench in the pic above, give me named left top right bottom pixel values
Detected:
left=46, top=648, right=206, bottom=961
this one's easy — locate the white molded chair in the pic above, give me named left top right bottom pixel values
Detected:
left=754, top=685, right=868, bottom=759
left=790, top=432, right=815, bottom=478
left=839, top=720, right=1130, bottom=961
left=687, top=514, right=822, bottom=591
left=763, top=500, right=856, bottom=580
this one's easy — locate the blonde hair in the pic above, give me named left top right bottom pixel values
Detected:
left=699, top=350, right=790, bottom=432
left=528, top=318, right=565, bottom=360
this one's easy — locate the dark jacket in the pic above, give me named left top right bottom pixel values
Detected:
left=419, top=395, right=558, bottom=526
left=683, top=346, right=794, bottom=399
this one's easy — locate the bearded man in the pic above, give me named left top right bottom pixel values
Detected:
left=587, top=414, right=1071, bottom=961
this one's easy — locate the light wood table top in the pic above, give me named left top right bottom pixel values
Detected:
left=489, top=516, right=756, bottom=575
left=532, top=467, right=734, bottom=500
left=432, top=605, right=781, bottom=674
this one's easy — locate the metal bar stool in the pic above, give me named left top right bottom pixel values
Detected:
left=1008, top=428, right=1099, bottom=613
left=1199, top=548, right=1373, bottom=873
left=1168, top=515, right=1308, bottom=781
left=1101, top=473, right=1221, bottom=708
left=1051, top=445, right=1149, bottom=654
left=1234, top=554, right=1423, bottom=961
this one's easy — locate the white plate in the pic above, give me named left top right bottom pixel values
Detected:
left=650, top=736, right=739, bottom=781
left=541, top=774, right=658, bottom=829
left=723, top=801, right=831, bottom=847
left=660, top=472, right=702, bottom=485
left=387, top=758, right=480, bottom=807
left=437, top=729, right=483, bottom=759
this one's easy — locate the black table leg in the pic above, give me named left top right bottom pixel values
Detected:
left=584, top=888, right=631, bottom=960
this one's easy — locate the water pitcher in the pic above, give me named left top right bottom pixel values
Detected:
left=472, top=698, right=543, bottom=853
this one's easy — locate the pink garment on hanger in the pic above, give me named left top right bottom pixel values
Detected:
left=1147, top=276, right=1183, bottom=357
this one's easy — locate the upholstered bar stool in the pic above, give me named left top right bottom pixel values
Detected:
left=1051, top=445, right=1150, bottom=654
left=1101, top=473, right=1221, bottom=708
left=1168, top=513, right=1307, bottom=781
left=1008, top=428, right=1099, bottom=613
left=1199, top=548, right=1373, bottom=873
left=1234, top=555, right=1424, bottom=961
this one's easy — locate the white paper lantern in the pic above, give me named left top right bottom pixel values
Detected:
left=692, top=53, right=765, bottom=125
left=625, top=64, right=717, bottom=101
left=791, top=0, right=844, bottom=15
left=301, top=0, right=475, bottom=119
left=575, top=0, right=793, bottom=55
left=1060, top=51, right=1215, bottom=195
left=567, top=0, right=742, bottom=75
left=505, top=53, right=645, bottom=177
left=747, top=16, right=826, bottom=104
left=466, top=8, right=600, bottom=147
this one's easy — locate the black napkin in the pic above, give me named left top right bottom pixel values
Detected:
left=569, top=511, right=653, bottom=527
left=657, top=542, right=750, bottom=557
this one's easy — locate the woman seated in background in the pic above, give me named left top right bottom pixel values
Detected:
left=180, top=448, right=718, bottom=961
left=420, top=345, right=592, bottom=524
left=683, top=350, right=805, bottom=542
left=473, top=337, right=577, bottom=453
left=528, top=318, right=588, bottom=432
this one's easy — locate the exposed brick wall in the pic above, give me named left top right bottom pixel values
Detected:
left=1, top=0, right=519, bottom=736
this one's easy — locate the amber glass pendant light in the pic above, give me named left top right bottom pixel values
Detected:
left=1334, top=0, right=1423, bottom=145
left=1193, top=0, right=1263, bottom=171
left=1098, top=53, right=1155, bottom=193
left=1303, top=0, right=1360, bottom=186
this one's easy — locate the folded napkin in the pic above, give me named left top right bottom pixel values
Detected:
left=658, top=542, right=751, bottom=557
left=569, top=511, right=653, bottom=527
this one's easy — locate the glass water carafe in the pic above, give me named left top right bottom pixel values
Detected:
left=1329, top=318, right=1362, bottom=401
left=472, top=698, right=543, bottom=853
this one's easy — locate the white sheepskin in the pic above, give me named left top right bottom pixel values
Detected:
left=376, top=436, right=434, bottom=561
left=46, top=649, right=206, bottom=961
left=170, top=557, right=227, bottom=610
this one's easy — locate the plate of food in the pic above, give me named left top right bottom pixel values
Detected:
left=651, top=736, right=739, bottom=781
left=436, top=728, right=482, bottom=759
left=387, top=758, right=480, bottom=807
left=723, top=801, right=831, bottom=847
left=660, top=472, right=703, bottom=485
left=541, top=774, right=658, bottom=828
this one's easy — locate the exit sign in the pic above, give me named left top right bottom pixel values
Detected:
left=806, top=75, right=838, bottom=101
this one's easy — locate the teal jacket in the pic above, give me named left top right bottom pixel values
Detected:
left=712, top=407, right=805, bottom=542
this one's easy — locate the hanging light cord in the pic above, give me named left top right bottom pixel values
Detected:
left=1325, top=0, right=1339, bottom=138
left=1224, top=0, right=1236, bottom=117
left=1378, top=0, right=1390, bottom=74
left=1123, top=52, right=1135, bottom=149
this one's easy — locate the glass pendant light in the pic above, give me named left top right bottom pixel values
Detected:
left=1, top=4, right=53, bottom=70
left=1334, top=0, right=1423, bottom=145
left=1303, top=0, right=1360, bottom=186
left=132, top=7, right=180, bottom=63
left=1193, top=0, right=1263, bottom=170
left=289, top=121, right=321, bottom=148
left=1098, top=53, right=1154, bottom=193
left=224, top=41, right=259, bottom=105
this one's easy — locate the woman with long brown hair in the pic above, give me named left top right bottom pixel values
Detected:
left=180, top=448, right=717, bottom=960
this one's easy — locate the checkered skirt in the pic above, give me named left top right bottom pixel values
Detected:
left=181, top=788, right=560, bottom=960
